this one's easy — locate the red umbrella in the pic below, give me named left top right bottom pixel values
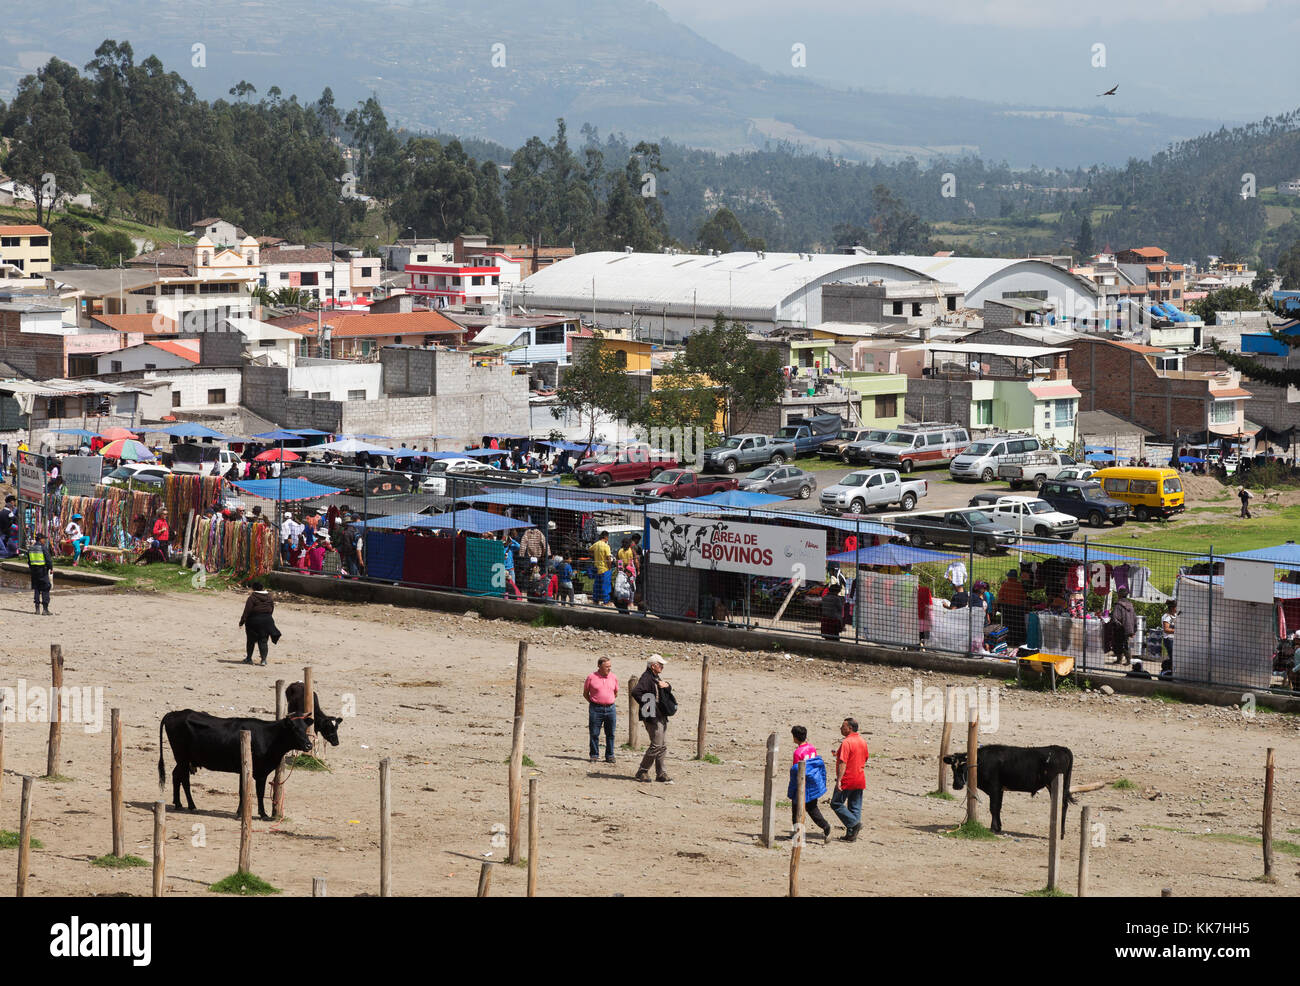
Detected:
left=99, top=426, right=139, bottom=441
left=254, top=448, right=300, bottom=462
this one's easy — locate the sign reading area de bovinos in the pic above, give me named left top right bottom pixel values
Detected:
left=647, top=513, right=826, bottom=578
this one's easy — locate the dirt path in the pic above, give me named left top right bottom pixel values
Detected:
left=1, top=586, right=1298, bottom=897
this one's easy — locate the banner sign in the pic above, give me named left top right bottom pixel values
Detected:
left=61, top=455, right=105, bottom=494
left=647, top=513, right=825, bottom=578
left=17, top=457, right=44, bottom=501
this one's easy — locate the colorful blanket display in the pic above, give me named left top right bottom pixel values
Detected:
left=191, top=516, right=278, bottom=579
left=164, top=474, right=225, bottom=523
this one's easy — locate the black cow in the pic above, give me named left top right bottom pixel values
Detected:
left=158, top=710, right=314, bottom=819
left=285, top=681, right=343, bottom=747
left=943, top=744, right=1076, bottom=836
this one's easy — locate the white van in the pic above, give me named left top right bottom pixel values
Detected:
left=171, top=443, right=242, bottom=477
left=949, top=434, right=1041, bottom=482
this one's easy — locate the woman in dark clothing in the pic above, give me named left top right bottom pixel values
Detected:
left=820, top=583, right=845, bottom=640
left=238, top=582, right=281, bottom=665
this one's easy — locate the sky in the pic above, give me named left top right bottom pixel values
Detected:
left=652, top=0, right=1300, bottom=122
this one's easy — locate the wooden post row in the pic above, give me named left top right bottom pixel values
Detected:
left=508, top=641, right=528, bottom=865
left=238, top=729, right=253, bottom=874
left=789, top=759, right=806, bottom=898
left=761, top=732, right=777, bottom=849
left=111, top=708, right=123, bottom=858
left=46, top=644, right=63, bottom=778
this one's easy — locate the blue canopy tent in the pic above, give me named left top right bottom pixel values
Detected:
left=461, top=448, right=511, bottom=458
left=1005, top=542, right=1139, bottom=562
left=686, top=489, right=788, bottom=508
left=1182, top=574, right=1300, bottom=599
left=252, top=430, right=302, bottom=442
left=416, top=508, right=536, bottom=534
left=289, top=429, right=332, bottom=436
left=355, top=512, right=444, bottom=531
left=313, top=438, right=396, bottom=455
left=1194, top=541, right=1300, bottom=572
left=1084, top=452, right=1118, bottom=463
left=229, top=478, right=344, bottom=502
left=151, top=423, right=244, bottom=440
left=1177, top=456, right=1205, bottom=464
left=48, top=428, right=101, bottom=438
left=828, top=543, right=959, bottom=566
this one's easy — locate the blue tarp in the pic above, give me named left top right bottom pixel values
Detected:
left=419, top=508, right=537, bottom=534
left=1196, top=541, right=1300, bottom=572
left=340, top=434, right=393, bottom=442
left=150, top=423, right=242, bottom=440
left=1006, top=542, right=1138, bottom=562
left=1183, top=574, right=1300, bottom=599
left=356, top=512, right=442, bottom=530
left=465, top=535, right=503, bottom=597
left=289, top=428, right=332, bottom=436
left=229, top=478, right=344, bottom=501
left=828, top=543, right=959, bottom=566
left=251, top=430, right=302, bottom=442
left=48, top=428, right=100, bottom=438
left=1177, top=456, right=1205, bottom=464
left=1085, top=453, right=1118, bottom=463
left=461, top=448, right=510, bottom=458
left=687, top=490, right=789, bottom=508
left=1083, top=445, right=1117, bottom=453
left=363, top=530, right=407, bottom=581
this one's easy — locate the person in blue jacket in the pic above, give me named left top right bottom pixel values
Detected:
left=787, top=724, right=832, bottom=842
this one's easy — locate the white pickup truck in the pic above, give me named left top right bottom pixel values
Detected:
left=819, top=468, right=928, bottom=514
left=997, top=452, right=1080, bottom=490
left=968, top=493, right=1078, bottom=540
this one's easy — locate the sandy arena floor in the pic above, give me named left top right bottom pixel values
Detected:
left=1, top=584, right=1298, bottom=897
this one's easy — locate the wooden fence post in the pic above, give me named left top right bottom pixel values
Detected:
left=1047, top=774, right=1062, bottom=892
left=16, top=776, right=33, bottom=897
left=527, top=777, right=540, bottom=898
left=939, top=685, right=954, bottom=795
left=695, top=654, right=710, bottom=760
left=313, top=877, right=327, bottom=897
left=476, top=861, right=493, bottom=897
left=110, top=708, right=123, bottom=857
left=302, top=666, right=314, bottom=745
left=152, top=802, right=166, bottom=897
left=627, top=673, right=640, bottom=749
left=273, top=680, right=287, bottom=819
left=507, top=641, right=528, bottom=864
left=964, top=712, right=979, bottom=826
left=380, top=757, right=392, bottom=897
left=1077, top=805, right=1092, bottom=898
left=1264, top=747, right=1276, bottom=879
left=45, top=644, right=63, bottom=777
left=0, top=699, right=7, bottom=804
left=238, top=729, right=253, bottom=874
left=762, top=732, right=778, bottom=849
left=788, top=759, right=806, bottom=898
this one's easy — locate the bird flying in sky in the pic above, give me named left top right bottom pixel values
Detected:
left=1098, top=85, right=1118, bottom=96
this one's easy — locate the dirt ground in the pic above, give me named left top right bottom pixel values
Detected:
left=2, top=583, right=1299, bottom=898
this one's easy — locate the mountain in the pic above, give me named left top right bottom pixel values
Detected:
left=0, top=0, right=1226, bottom=168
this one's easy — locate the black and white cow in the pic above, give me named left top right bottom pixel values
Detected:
left=285, top=681, right=343, bottom=747
left=943, top=744, right=1076, bottom=836
left=158, top=710, right=314, bottom=819
left=647, top=516, right=712, bottom=568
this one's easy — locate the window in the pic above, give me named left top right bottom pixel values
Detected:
left=613, top=349, right=628, bottom=368
left=867, top=473, right=883, bottom=487
left=472, top=275, right=484, bottom=286
left=973, top=400, right=993, bottom=426
left=172, top=392, right=182, bottom=408
left=29, top=236, right=48, bottom=247
left=361, top=267, right=373, bottom=278
left=925, top=433, right=944, bottom=446
left=891, top=301, right=903, bottom=315
left=1102, top=478, right=1128, bottom=494
left=111, top=360, right=123, bottom=373
left=536, top=324, right=565, bottom=346
left=874, top=394, right=897, bottom=418
left=1131, top=480, right=1157, bottom=494
left=912, top=303, right=922, bottom=317
left=947, top=296, right=957, bottom=311
left=1210, top=401, right=1234, bottom=424
left=47, top=397, right=67, bottom=418
left=144, top=363, right=156, bottom=370
left=416, top=254, right=427, bottom=263
left=311, top=391, right=329, bottom=400
left=347, top=389, right=366, bottom=400
left=1054, top=398, right=1074, bottom=428
left=207, top=389, right=226, bottom=404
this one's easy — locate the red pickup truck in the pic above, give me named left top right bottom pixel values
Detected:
left=575, top=446, right=680, bottom=487
left=633, top=470, right=740, bottom=499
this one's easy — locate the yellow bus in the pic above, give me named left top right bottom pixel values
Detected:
left=1090, top=467, right=1185, bottom=521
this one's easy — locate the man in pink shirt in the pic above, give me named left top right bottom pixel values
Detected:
left=582, top=657, right=619, bottom=764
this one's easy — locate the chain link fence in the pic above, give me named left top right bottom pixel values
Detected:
left=268, top=464, right=1297, bottom=696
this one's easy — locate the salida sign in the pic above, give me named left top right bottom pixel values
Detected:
left=647, top=514, right=825, bottom=578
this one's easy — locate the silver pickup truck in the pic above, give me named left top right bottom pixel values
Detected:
left=701, top=433, right=796, bottom=474
left=819, top=468, right=928, bottom=514
left=997, top=452, right=1080, bottom=490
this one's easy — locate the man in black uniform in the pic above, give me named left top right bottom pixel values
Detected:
left=26, top=531, right=53, bottom=615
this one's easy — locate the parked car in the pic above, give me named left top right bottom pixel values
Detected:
left=819, top=468, right=928, bottom=514
left=1055, top=466, right=1096, bottom=483
left=419, top=457, right=495, bottom=494
left=701, top=434, right=795, bottom=474
left=967, top=493, right=1078, bottom=540
left=841, top=428, right=895, bottom=464
left=997, top=452, right=1080, bottom=490
left=865, top=423, right=971, bottom=473
left=170, top=443, right=242, bottom=478
left=1036, top=479, right=1129, bottom=528
left=102, top=463, right=172, bottom=488
left=774, top=413, right=842, bottom=454
left=738, top=465, right=818, bottom=499
left=821, top=427, right=890, bottom=462
left=948, top=434, right=1042, bottom=482
left=1091, top=466, right=1186, bottom=521
left=575, top=444, right=680, bottom=487
left=633, top=470, right=739, bottom=499
left=891, top=509, right=1017, bottom=554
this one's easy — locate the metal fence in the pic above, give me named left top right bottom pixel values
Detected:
left=266, top=464, right=1297, bottom=696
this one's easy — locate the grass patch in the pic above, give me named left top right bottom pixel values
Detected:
left=92, top=853, right=148, bottom=868
left=529, top=608, right=561, bottom=628
left=943, top=818, right=998, bottom=840
left=209, top=871, right=281, bottom=895
left=926, top=790, right=956, bottom=800
left=1024, top=886, right=1073, bottom=897
left=41, top=774, right=75, bottom=783
left=699, top=753, right=722, bottom=764
left=504, top=754, right=537, bottom=767
left=1112, top=778, right=1137, bottom=790
left=291, top=754, right=330, bottom=771
left=1150, top=691, right=1188, bottom=705
left=731, top=797, right=791, bottom=808
left=60, top=558, right=238, bottom=594
left=1141, top=825, right=1300, bottom=857
left=0, top=830, right=44, bottom=849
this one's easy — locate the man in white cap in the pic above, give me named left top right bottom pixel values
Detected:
left=65, top=513, right=90, bottom=566
left=631, top=656, right=674, bottom=782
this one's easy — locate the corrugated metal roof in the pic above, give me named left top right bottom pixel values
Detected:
left=904, top=342, right=1070, bottom=358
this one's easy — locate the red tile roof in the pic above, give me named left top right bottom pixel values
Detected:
left=1125, top=247, right=1167, bottom=258
left=0, top=224, right=51, bottom=236
left=91, top=314, right=178, bottom=335
left=1210, top=387, right=1252, bottom=399
left=298, top=310, right=466, bottom=339
left=147, top=340, right=200, bottom=363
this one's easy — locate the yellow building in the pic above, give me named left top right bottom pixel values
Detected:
left=598, top=335, right=653, bottom=371
left=0, top=224, right=53, bottom=276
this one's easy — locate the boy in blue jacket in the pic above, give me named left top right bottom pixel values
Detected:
left=788, top=724, right=833, bottom=842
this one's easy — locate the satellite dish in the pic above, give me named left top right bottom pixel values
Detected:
left=969, top=361, right=980, bottom=372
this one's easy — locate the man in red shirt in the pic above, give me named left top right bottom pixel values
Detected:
left=152, top=508, right=171, bottom=560
left=831, top=717, right=869, bottom=841
left=582, top=657, right=619, bottom=764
